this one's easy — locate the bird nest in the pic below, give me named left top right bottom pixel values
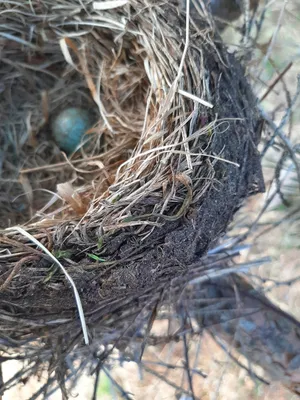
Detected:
left=0, top=0, right=265, bottom=397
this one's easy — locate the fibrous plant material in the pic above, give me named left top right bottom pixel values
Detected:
left=0, top=0, right=299, bottom=398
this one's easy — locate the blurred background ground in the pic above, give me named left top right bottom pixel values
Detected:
left=2, top=0, right=300, bottom=399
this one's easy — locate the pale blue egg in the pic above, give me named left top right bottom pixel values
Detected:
left=51, top=107, right=93, bottom=153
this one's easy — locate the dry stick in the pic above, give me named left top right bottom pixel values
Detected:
left=253, top=1, right=268, bottom=43
left=260, top=73, right=300, bottom=156
left=232, top=181, right=287, bottom=246
left=92, top=362, right=102, bottom=400
left=274, top=148, right=297, bottom=207
left=241, top=0, right=251, bottom=46
left=254, top=206, right=300, bottom=241
left=188, top=258, right=270, bottom=286
left=139, top=297, right=160, bottom=361
left=263, top=274, right=300, bottom=294
left=209, top=332, right=269, bottom=386
left=0, top=363, right=37, bottom=396
left=32, top=361, right=87, bottom=400
left=140, top=359, right=206, bottom=377
left=102, top=366, right=133, bottom=400
left=27, top=376, right=58, bottom=400
left=260, top=107, right=300, bottom=188
left=5, top=227, right=89, bottom=345
left=260, top=62, right=293, bottom=102
left=143, top=364, right=201, bottom=400
left=182, top=332, right=196, bottom=400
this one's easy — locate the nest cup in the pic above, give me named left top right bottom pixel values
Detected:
left=0, top=0, right=264, bottom=396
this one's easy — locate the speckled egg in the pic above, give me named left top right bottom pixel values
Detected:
left=51, top=107, right=93, bottom=153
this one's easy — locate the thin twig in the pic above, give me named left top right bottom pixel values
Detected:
left=143, top=365, right=201, bottom=400
left=260, top=62, right=293, bottom=102
left=102, top=367, right=133, bottom=400
left=182, top=332, right=196, bottom=400
left=92, top=361, right=102, bottom=400
left=209, top=332, right=270, bottom=386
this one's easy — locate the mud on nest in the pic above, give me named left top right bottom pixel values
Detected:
left=0, top=0, right=264, bottom=395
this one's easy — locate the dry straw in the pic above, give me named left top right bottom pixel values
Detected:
left=1, top=0, right=300, bottom=398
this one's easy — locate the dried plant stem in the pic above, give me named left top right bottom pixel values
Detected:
left=5, top=226, right=89, bottom=345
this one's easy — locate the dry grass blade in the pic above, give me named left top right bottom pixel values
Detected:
left=93, top=0, right=128, bottom=10
left=178, top=89, right=214, bottom=108
left=5, top=226, right=89, bottom=345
